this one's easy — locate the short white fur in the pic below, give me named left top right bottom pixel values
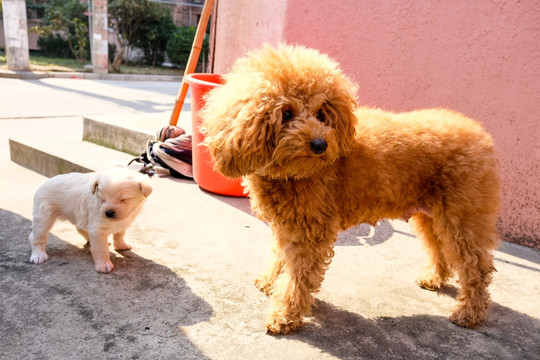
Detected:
left=29, top=168, right=152, bottom=273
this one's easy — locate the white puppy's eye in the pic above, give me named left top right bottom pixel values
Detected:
left=120, top=199, right=127, bottom=203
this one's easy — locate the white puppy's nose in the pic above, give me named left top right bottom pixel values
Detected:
left=105, top=210, right=115, bottom=218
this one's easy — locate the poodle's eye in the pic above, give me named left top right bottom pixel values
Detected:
left=282, top=110, right=293, bottom=121
left=316, top=109, right=325, bottom=122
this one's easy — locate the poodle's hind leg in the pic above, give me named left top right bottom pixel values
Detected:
left=410, top=213, right=450, bottom=291
left=265, top=228, right=336, bottom=335
left=255, top=242, right=284, bottom=296
left=433, top=212, right=498, bottom=329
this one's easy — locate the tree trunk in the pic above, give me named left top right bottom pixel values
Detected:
left=112, top=33, right=127, bottom=73
left=112, top=46, right=125, bottom=72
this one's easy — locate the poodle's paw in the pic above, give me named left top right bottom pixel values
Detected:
left=265, top=314, right=304, bottom=335
left=416, top=275, right=445, bottom=291
left=255, top=276, right=274, bottom=295
left=94, top=260, right=114, bottom=273
left=450, top=308, right=482, bottom=329
left=29, top=250, right=49, bottom=264
left=449, top=300, right=489, bottom=329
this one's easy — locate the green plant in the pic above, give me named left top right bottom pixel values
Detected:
left=37, top=34, right=72, bottom=58
left=108, top=0, right=172, bottom=72
left=30, top=0, right=89, bottom=63
left=72, top=17, right=88, bottom=63
left=166, top=26, right=209, bottom=68
left=132, top=9, right=176, bottom=67
left=108, top=43, right=117, bottom=64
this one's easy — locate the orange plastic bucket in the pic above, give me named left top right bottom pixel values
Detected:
left=184, top=73, right=246, bottom=197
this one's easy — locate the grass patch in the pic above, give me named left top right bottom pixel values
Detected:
left=0, top=51, right=183, bottom=75
left=28, top=55, right=90, bottom=71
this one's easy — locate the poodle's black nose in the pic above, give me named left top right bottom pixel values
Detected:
left=105, top=210, right=115, bottom=218
left=310, top=138, right=328, bottom=155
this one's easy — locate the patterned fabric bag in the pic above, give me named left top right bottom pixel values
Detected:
left=129, top=126, right=193, bottom=178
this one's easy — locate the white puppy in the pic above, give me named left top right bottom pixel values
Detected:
left=29, top=168, right=152, bottom=273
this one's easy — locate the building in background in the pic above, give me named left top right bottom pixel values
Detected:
left=169, top=0, right=204, bottom=27
left=0, top=0, right=204, bottom=52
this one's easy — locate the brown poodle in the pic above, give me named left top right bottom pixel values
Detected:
left=202, top=44, right=500, bottom=335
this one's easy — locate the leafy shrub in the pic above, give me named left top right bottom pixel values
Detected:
left=31, top=0, right=89, bottom=62
left=108, top=43, right=117, bottom=64
left=167, top=26, right=209, bottom=68
left=37, top=34, right=72, bottom=58
left=132, top=6, right=176, bottom=67
left=109, top=0, right=174, bottom=71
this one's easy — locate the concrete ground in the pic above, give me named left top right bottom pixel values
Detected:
left=0, top=75, right=539, bottom=359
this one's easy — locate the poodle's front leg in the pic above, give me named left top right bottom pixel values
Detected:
left=255, top=237, right=284, bottom=295
left=265, top=230, right=335, bottom=335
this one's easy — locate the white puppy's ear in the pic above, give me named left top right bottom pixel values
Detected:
left=138, top=178, right=153, bottom=198
left=91, top=177, right=99, bottom=195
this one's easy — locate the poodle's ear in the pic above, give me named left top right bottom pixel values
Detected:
left=202, top=92, right=273, bottom=178
left=328, top=80, right=358, bottom=157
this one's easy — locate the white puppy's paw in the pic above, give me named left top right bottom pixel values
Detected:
left=29, top=250, right=49, bottom=264
left=94, top=260, right=114, bottom=273
left=114, top=241, right=131, bottom=251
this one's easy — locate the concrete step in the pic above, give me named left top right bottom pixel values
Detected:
left=9, top=111, right=194, bottom=178
left=9, top=117, right=134, bottom=177
left=83, top=112, right=193, bottom=156
left=9, top=138, right=94, bottom=177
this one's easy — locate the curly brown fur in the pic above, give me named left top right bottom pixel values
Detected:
left=202, top=44, right=500, bottom=334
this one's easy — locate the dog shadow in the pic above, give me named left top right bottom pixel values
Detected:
left=336, top=220, right=403, bottom=246
left=0, top=208, right=212, bottom=359
left=289, top=297, right=540, bottom=359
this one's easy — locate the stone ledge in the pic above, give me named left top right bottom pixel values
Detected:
left=9, top=122, right=135, bottom=178
left=0, top=69, right=182, bottom=82
left=9, top=139, right=93, bottom=178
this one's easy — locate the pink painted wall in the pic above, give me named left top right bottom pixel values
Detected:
left=212, top=0, right=287, bottom=69
left=213, top=0, right=540, bottom=248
